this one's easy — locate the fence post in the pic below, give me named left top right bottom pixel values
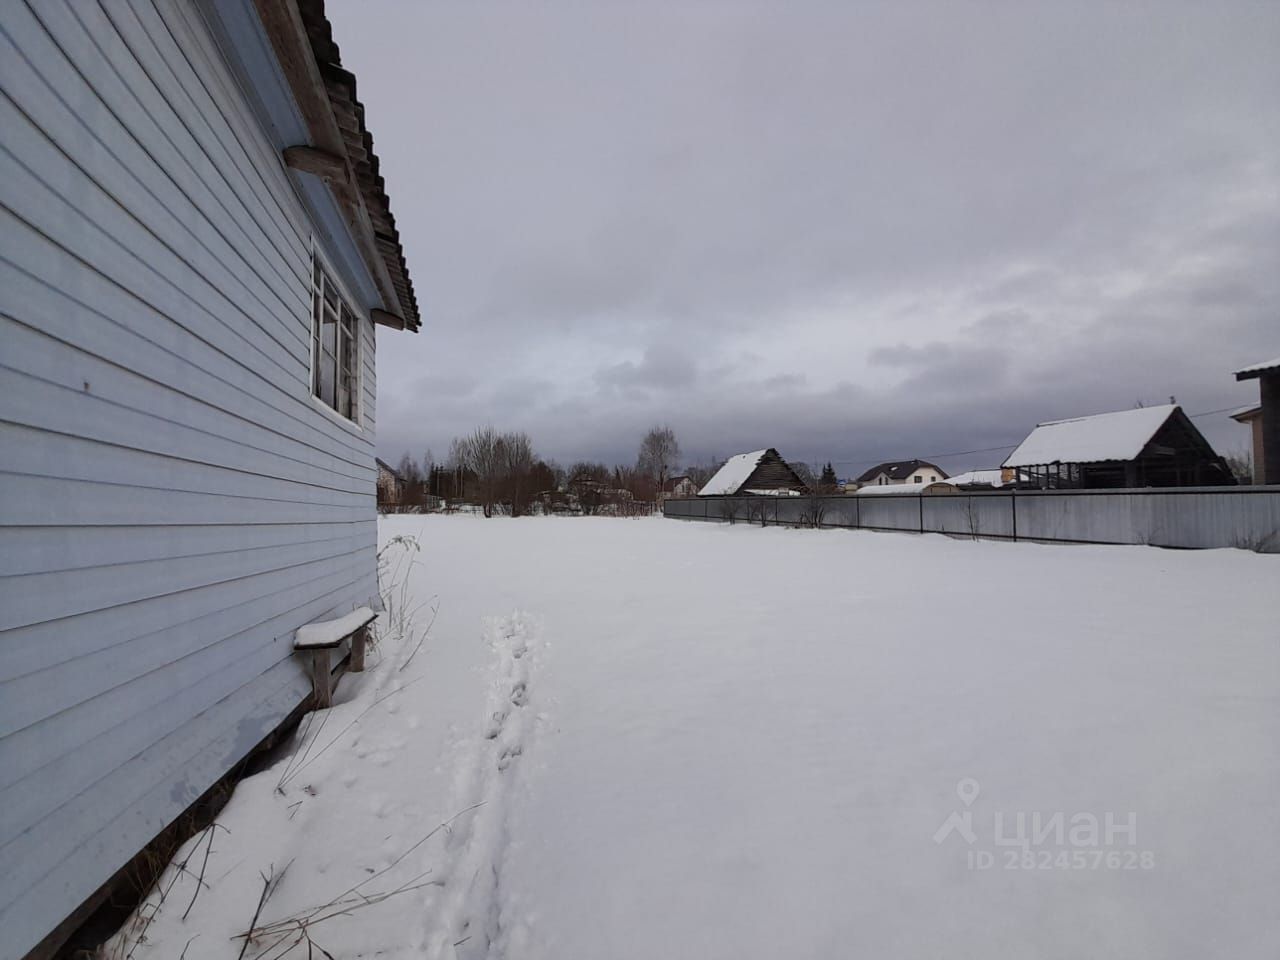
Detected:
left=919, top=494, right=924, bottom=534
left=1011, top=489, right=1017, bottom=541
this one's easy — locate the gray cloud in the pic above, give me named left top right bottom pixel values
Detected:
left=330, top=1, right=1280, bottom=476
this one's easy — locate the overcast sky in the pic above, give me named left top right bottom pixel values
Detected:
left=328, top=1, right=1279, bottom=477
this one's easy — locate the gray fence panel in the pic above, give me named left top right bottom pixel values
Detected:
left=920, top=496, right=966, bottom=536
left=856, top=495, right=921, bottom=531
left=664, top=487, right=1280, bottom=550
left=1015, top=492, right=1136, bottom=544
left=1139, top=490, right=1280, bottom=549
left=960, top=494, right=1017, bottom=538
left=920, top=496, right=999, bottom=537
left=821, top=498, right=858, bottom=528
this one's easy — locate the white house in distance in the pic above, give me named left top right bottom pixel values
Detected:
left=855, top=459, right=948, bottom=487
left=0, top=3, right=421, bottom=957
left=662, top=474, right=698, bottom=499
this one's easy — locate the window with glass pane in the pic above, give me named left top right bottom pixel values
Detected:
left=310, top=255, right=359, bottom=423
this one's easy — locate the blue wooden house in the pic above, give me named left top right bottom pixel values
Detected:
left=0, top=2, right=420, bottom=957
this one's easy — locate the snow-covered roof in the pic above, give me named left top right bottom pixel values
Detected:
left=855, top=481, right=952, bottom=495
left=698, top=450, right=768, bottom=496
left=1003, top=404, right=1177, bottom=468
left=742, top=488, right=802, bottom=497
left=946, top=469, right=1007, bottom=488
left=1234, top=355, right=1280, bottom=379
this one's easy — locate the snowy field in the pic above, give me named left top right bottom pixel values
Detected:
left=115, top=516, right=1279, bottom=960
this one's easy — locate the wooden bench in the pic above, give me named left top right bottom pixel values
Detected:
left=293, top=606, right=377, bottom=708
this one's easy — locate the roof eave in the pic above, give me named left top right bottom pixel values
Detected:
left=254, top=0, right=421, bottom=333
left=1235, top=368, right=1275, bottom=382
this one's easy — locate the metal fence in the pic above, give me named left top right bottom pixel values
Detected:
left=662, top=486, right=1280, bottom=551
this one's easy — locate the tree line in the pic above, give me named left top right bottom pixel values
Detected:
left=387, top=431, right=849, bottom=515
left=387, top=424, right=718, bottom=517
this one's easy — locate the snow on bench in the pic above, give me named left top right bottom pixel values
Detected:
left=294, top=606, right=377, bottom=708
left=294, top=606, right=377, bottom=649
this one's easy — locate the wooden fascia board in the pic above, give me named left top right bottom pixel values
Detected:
left=371, top=308, right=406, bottom=330
left=283, top=145, right=349, bottom=182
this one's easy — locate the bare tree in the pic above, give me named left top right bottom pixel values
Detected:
left=684, top=458, right=723, bottom=490
left=397, top=452, right=422, bottom=486
left=637, top=425, right=681, bottom=496
left=718, top=498, right=742, bottom=525
left=455, top=426, right=503, bottom=517
left=1224, top=447, right=1254, bottom=485
left=499, top=430, right=535, bottom=516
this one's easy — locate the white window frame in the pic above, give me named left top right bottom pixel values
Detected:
left=309, top=244, right=363, bottom=428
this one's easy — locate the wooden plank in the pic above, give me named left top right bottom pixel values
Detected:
left=0, top=563, right=374, bottom=807
left=0, top=520, right=375, bottom=578
left=309, top=649, right=333, bottom=708
left=0, top=610, right=361, bottom=859
left=0, top=82, right=309, bottom=386
left=147, top=0, right=312, bottom=257
left=112, top=0, right=311, bottom=285
left=283, top=145, right=349, bottom=182
left=371, top=307, right=405, bottom=329
left=0, top=5, right=389, bottom=957
left=0, top=658, right=311, bottom=956
left=0, top=250, right=375, bottom=472
left=349, top=625, right=368, bottom=673
left=0, top=532, right=373, bottom=634
left=5, top=371, right=375, bottom=504
left=0, top=474, right=371, bottom=527
left=0, top=380, right=372, bottom=502
left=0, top=549, right=374, bottom=690
left=0, top=8, right=309, bottom=361
left=0, top=419, right=370, bottom=513
left=58, top=0, right=309, bottom=320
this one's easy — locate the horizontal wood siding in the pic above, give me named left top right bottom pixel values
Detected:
left=0, top=2, right=382, bottom=956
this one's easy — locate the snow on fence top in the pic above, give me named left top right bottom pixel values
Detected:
left=699, top=450, right=768, bottom=496
left=1003, top=404, right=1177, bottom=468
left=295, top=606, right=376, bottom=649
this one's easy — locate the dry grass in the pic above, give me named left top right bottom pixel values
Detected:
left=233, top=804, right=484, bottom=960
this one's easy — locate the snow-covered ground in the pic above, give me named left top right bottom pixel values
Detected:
left=113, top=516, right=1279, bottom=960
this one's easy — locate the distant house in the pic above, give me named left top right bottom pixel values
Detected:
left=662, top=474, right=698, bottom=499
left=376, top=458, right=405, bottom=506
left=1003, top=404, right=1234, bottom=489
left=1234, top=356, right=1279, bottom=484
left=698, top=449, right=808, bottom=496
left=0, top=3, right=421, bottom=957
left=856, top=459, right=948, bottom=487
